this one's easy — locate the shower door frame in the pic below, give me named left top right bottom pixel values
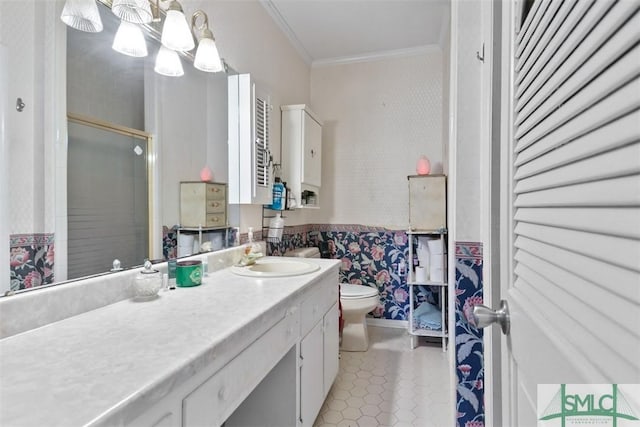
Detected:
left=66, top=112, right=157, bottom=277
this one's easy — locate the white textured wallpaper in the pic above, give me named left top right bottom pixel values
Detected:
left=0, top=1, right=58, bottom=235
left=307, top=51, right=444, bottom=229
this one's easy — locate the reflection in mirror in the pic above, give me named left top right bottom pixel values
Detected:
left=66, top=117, right=151, bottom=280
left=66, top=8, right=152, bottom=279
left=4, top=0, right=238, bottom=293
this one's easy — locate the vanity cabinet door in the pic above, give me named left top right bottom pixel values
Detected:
left=323, top=302, right=339, bottom=397
left=299, top=320, right=324, bottom=427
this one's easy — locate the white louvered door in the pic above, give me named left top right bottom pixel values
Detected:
left=500, top=0, right=640, bottom=425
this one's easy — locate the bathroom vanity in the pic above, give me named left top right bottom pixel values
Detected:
left=0, top=250, right=340, bottom=427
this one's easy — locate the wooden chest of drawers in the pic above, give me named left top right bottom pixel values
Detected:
left=180, top=182, right=227, bottom=228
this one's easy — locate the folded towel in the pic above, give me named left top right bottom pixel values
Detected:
left=413, top=301, right=442, bottom=330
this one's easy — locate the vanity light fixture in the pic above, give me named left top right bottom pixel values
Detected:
left=112, top=21, right=148, bottom=57
left=154, top=45, right=184, bottom=77
left=192, top=10, right=223, bottom=73
left=60, top=0, right=103, bottom=33
left=59, top=0, right=227, bottom=76
left=161, top=0, right=195, bottom=52
left=111, top=0, right=153, bottom=24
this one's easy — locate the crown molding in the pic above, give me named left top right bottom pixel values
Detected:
left=260, top=0, right=313, bottom=66
left=261, top=0, right=443, bottom=69
left=311, top=45, right=442, bottom=68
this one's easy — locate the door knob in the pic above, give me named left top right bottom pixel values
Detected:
left=471, top=299, right=510, bottom=335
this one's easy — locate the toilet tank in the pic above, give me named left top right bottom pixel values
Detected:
left=284, top=247, right=320, bottom=258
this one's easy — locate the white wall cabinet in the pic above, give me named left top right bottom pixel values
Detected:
left=282, top=105, right=323, bottom=208
left=228, top=74, right=272, bottom=205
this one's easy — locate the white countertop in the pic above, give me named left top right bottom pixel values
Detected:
left=0, top=258, right=340, bottom=427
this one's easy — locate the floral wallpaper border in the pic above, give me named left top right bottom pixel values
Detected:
left=162, top=222, right=440, bottom=322
left=10, top=233, right=54, bottom=246
left=9, top=233, right=55, bottom=291
left=455, top=241, right=484, bottom=427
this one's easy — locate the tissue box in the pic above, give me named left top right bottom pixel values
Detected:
left=408, top=175, right=446, bottom=231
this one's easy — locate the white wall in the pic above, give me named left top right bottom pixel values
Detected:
left=450, top=0, right=485, bottom=241
left=0, top=1, right=57, bottom=236
left=1, top=44, right=9, bottom=292
left=305, top=51, right=443, bottom=229
left=441, top=10, right=451, bottom=177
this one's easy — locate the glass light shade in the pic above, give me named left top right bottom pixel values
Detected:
left=194, top=38, right=223, bottom=73
left=154, top=46, right=184, bottom=77
left=60, top=0, right=103, bottom=33
left=111, top=0, right=153, bottom=24
left=161, top=9, right=195, bottom=52
left=112, top=21, right=148, bottom=57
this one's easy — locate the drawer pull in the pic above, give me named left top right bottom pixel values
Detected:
left=218, top=386, right=226, bottom=401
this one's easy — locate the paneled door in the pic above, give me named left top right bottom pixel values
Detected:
left=496, top=0, right=640, bottom=425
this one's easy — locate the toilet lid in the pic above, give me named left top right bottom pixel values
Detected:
left=340, top=284, right=379, bottom=299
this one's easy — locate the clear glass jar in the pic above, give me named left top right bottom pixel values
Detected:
left=133, top=260, right=162, bottom=299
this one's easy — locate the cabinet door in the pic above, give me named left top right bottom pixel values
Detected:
left=323, top=302, right=339, bottom=397
left=299, top=320, right=324, bottom=427
left=301, top=112, right=322, bottom=188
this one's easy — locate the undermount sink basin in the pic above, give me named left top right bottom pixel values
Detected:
left=230, top=257, right=320, bottom=277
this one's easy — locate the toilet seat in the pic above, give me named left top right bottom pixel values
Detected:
left=340, top=284, right=378, bottom=299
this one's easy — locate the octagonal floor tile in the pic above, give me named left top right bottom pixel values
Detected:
left=313, top=327, right=452, bottom=427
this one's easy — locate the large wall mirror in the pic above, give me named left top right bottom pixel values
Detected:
left=1, top=0, right=240, bottom=293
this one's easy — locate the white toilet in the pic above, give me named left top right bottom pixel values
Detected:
left=284, top=247, right=380, bottom=352
left=339, top=283, right=379, bottom=352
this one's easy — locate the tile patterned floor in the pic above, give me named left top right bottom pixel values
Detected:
left=314, top=326, right=452, bottom=427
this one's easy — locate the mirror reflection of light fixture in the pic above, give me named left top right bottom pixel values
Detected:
left=112, top=21, right=148, bottom=57
left=192, top=10, right=223, bottom=73
left=154, top=45, right=184, bottom=77
left=59, top=0, right=227, bottom=76
left=60, top=0, right=103, bottom=33
left=161, top=0, right=195, bottom=52
left=111, top=0, right=153, bottom=24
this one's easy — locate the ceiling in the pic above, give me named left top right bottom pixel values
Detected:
left=262, top=0, right=450, bottom=67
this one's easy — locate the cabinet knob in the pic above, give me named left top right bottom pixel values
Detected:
left=218, top=386, right=227, bottom=401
